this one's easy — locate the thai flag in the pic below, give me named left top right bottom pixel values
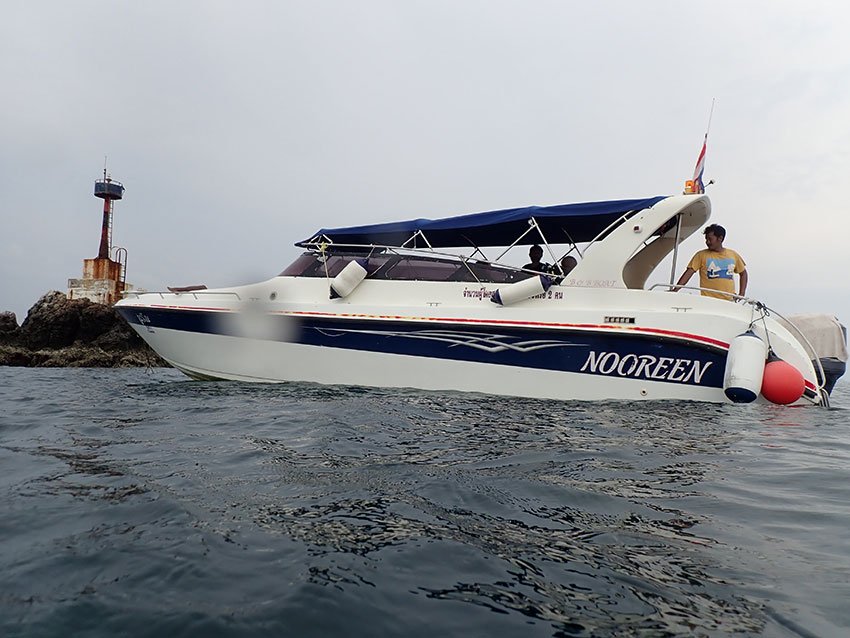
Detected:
left=692, top=137, right=707, bottom=193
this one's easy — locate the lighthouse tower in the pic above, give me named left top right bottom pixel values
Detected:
left=67, top=168, right=131, bottom=305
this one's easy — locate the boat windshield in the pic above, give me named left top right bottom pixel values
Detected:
left=280, top=251, right=521, bottom=284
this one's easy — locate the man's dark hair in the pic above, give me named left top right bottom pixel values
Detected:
left=704, top=224, right=726, bottom=240
left=529, top=244, right=543, bottom=258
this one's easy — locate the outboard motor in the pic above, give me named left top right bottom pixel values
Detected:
left=821, top=356, right=847, bottom=395
left=781, top=314, right=847, bottom=395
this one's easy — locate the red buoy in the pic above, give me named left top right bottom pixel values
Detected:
left=761, top=359, right=805, bottom=405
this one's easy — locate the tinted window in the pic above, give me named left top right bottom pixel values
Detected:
left=280, top=251, right=519, bottom=283
left=280, top=253, right=371, bottom=277
left=383, top=257, right=460, bottom=281
left=279, top=253, right=320, bottom=276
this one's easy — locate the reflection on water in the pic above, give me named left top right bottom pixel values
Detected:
left=1, top=369, right=848, bottom=637
left=242, top=394, right=765, bottom=634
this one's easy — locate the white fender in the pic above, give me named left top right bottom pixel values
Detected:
left=723, top=331, right=767, bottom=403
left=330, top=259, right=368, bottom=299
left=491, top=275, right=552, bottom=306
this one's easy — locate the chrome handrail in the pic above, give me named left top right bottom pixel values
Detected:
left=758, top=306, right=830, bottom=406
left=121, top=290, right=242, bottom=301
left=648, top=282, right=750, bottom=302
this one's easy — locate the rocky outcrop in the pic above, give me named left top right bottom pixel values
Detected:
left=0, top=291, right=169, bottom=368
left=0, top=311, right=18, bottom=342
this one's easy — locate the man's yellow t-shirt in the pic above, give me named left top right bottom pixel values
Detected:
left=687, top=248, right=746, bottom=300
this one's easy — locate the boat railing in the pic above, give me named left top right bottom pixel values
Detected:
left=303, top=241, right=499, bottom=264
left=300, top=242, right=510, bottom=284
left=299, top=241, right=578, bottom=282
left=755, top=305, right=830, bottom=406
left=649, top=282, right=750, bottom=301
left=120, top=290, right=243, bottom=301
left=650, top=283, right=829, bottom=405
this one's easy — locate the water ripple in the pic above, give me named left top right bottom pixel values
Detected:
left=1, top=368, right=848, bottom=637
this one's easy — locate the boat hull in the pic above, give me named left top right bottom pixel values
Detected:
left=115, top=282, right=822, bottom=404
left=119, top=322, right=730, bottom=402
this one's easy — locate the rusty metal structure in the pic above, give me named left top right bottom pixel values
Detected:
left=67, top=168, right=131, bottom=306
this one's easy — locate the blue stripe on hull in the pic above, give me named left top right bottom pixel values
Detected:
left=117, top=307, right=726, bottom=388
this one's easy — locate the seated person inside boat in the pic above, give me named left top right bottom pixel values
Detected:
left=522, top=245, right=551, bottom=274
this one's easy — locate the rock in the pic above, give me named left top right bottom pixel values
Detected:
left=0, top=311, right=19, bottom=343
left=0, top=345, right=31, bottom=366
left=78, top=301, right=122, bottom=343
left=92, top=323, right=146, bottom=351
left=0, top=291, right=169, bottom=368
left=19, top=291, right=81, bottom=349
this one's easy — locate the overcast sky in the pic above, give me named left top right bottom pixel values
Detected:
left=2, top=1, right=849, bottom=327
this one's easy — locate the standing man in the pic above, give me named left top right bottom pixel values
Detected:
left=674, top=224, right=747, bottom=300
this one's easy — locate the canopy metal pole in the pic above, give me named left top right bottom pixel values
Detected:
left=493, top=222, right=539, bottom=262
left=668, top=214, right=682, bottom=287
left=531, top=218, right=559, bottom=269
left=400, top=229, right=434, bottom=250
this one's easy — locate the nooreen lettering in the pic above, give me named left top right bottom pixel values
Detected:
left=579, top=351, right=713, bottom=385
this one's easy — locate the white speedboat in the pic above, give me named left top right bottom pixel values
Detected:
left=115, top=193, right=845, bottom=405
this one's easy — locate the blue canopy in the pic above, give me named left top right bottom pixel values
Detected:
left=296, top=196, right=667, bottom=248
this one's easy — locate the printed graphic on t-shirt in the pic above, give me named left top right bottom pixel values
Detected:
left=706, top=258, right=736, bottom=280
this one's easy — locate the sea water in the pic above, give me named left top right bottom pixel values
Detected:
left=1, top=367, right=848, bottom=637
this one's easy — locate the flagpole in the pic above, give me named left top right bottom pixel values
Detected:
left=671, top=99, right=716, bottom=286
left=705, top=98, right=716, bottom=139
